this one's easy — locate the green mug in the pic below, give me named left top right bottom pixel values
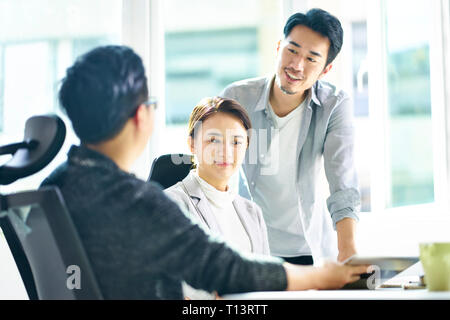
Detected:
left=419, top=242, right=450, bottom=291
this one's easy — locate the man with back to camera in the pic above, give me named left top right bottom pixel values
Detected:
left=221, top=9, right=360, bottom=265
left=41, top=45, right=367, bottom=299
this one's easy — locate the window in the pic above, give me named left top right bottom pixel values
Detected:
left=351, top=20, right=370, bottom=211
left=165, top=28, right=259, bottom=124
left=385, top=0, right=434, bottom=207
left=295, top=0, right=449, bottom=214
left=161, top=0, right=283, bottom=155
left=0, top=0, right=123, bottom=193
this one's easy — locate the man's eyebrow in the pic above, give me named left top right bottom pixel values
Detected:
left=309, top=50, right=322, bottom=57
left=288, top=41, right=323, bottom=57
left=289, top=40, right=301, bottom=48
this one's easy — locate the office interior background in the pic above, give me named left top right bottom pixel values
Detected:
left=0, top=0, right=449, bottom=299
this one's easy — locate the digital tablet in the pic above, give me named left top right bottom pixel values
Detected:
left=341, top=255, right=419, bottom=290
left=343, top=255, right=419, bottom=271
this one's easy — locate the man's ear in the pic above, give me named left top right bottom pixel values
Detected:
left=134, top=104, right=148, bottom=128
left=319, top=63, right=333, bottom=79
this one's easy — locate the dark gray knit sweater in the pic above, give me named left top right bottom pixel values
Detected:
left=41, top=145, right=287, bottom=299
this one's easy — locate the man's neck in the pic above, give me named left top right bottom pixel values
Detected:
left=269, top=82, right=308, bottom=118
left=85, top=140, right=135, bottom=173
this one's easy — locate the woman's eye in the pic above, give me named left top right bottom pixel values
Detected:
left=307, top=57, right=316, bottom=62
left=288, top=48, right=297, bottom=54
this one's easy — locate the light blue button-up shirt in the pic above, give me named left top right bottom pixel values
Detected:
left=221, top=76, right=361, bottom=260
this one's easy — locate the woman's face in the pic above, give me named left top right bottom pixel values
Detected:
left=190, top=112, right=248, bottom=188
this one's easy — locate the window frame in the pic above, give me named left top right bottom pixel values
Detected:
left=121, top=0, right=166, bottom=181
left=366, top=0, right=450, bottom=217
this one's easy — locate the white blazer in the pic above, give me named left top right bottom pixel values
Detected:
left=164, top=171, right=270, bottom=255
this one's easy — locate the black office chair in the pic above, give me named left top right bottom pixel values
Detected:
left=148, top=153, right=193, bottom=189
left=0, top=115, right=102, bottom=300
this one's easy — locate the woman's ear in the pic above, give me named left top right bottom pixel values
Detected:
left=187, top=136, right=195, bottom=154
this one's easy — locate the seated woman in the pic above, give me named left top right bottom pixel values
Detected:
left=165, top=97, right=268, bottom=298
left=166, top=97, right=267, bottom=254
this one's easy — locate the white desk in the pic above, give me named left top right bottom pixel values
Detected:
left=223, top=262, right=450, bottom=300
left=223, top=289, right=450, bottom=300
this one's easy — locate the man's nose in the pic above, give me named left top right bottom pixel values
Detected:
left=290, top=55, right=305, bottom=72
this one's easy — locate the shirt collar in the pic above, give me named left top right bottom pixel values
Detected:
left=254, top=75, right=322, bottom=113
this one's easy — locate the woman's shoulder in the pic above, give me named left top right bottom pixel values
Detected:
left=164, top=180, right=183, bottom=193
left=164, top=181, right=189, bottom=201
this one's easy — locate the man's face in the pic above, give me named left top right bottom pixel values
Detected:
left=275, top=24, right=331, bottom=96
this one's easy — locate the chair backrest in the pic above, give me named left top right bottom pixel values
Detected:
left=0, top=187, right=103, bottom=300
left=148, top=154, right=193, bottom=189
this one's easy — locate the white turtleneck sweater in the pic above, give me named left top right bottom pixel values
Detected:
left=193, top=170, right=252, bottom=253
left=182, top=171, right=253, bottom=300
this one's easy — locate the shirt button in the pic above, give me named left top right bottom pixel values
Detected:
left=251, top=181, right=255, bottom=186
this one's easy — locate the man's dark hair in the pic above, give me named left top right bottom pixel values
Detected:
left=59, top=45, right=148, bottom=143
left=283, top=8, right=343, bottom=66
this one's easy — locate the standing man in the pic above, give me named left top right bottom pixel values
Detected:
left=221, top=9, right=360, bottom=265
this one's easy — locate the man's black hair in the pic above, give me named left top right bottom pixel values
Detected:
left=59, top=45, right=148, bottom=143
left=283, top=8, right=343, bottom=66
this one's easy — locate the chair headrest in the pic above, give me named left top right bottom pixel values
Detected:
left=0, top=115, right=66, bottom=185
left=148, top=154, right=193, bottom=189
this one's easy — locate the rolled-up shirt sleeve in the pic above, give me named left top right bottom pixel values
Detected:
left=323, top=95, right=361, bottom=230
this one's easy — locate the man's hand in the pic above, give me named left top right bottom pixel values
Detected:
left=313, top=261, right=369, bottom=289
left=336, top=218, right=357, bottom=262
left=284, top=261, right=369, bottom=290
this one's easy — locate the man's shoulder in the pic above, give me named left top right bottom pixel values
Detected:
left=314, top=80, right=350, bottom=107
left=134, top=179, right=177, bottom=210
left=41, top=160, right=170, bottom=209
left=225, top=76, right=267, bottom=90
left=221, top=76, right=268, bottom=98
left=221, top=76, right=270, bottom=111
left=40, top=161, right=69, bottom=188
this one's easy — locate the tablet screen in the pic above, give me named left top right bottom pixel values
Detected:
left=341, top=255, right=419, bottom=289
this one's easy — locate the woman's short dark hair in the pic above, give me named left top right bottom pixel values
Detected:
left=188, top=97, right=252, bottom=145
left=284, top=8, right=343, bottom=67
left=59, top=45, right=149, bottom=144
